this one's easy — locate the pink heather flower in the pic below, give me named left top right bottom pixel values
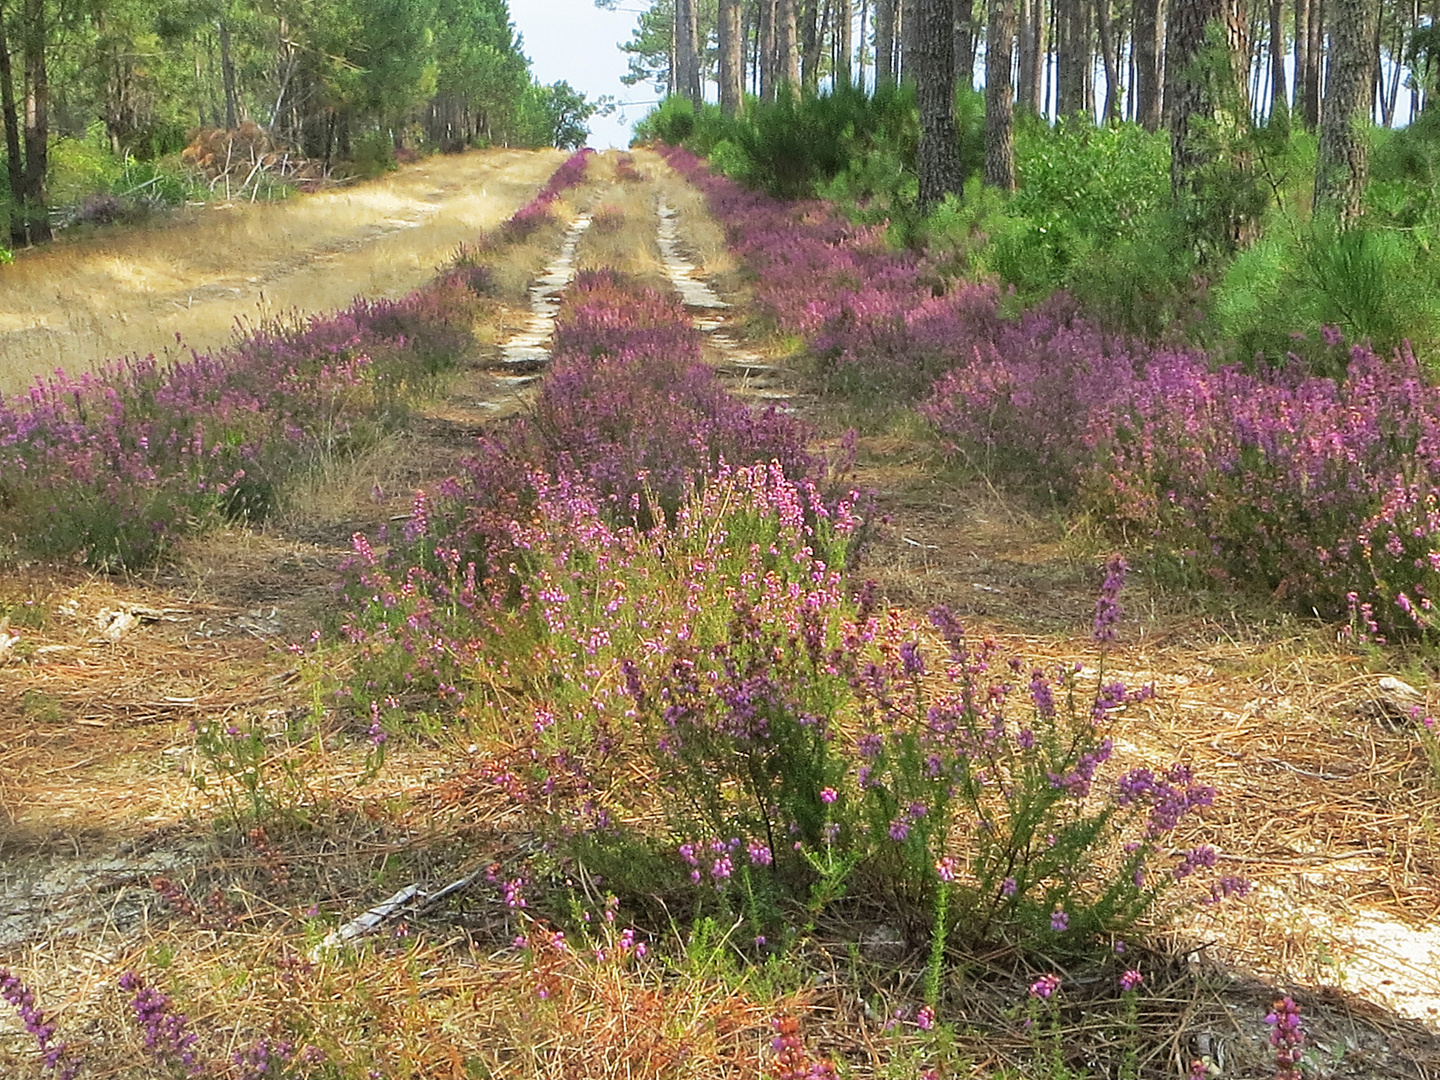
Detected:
left=820, top=786, right=837, bottom=804
left=1265, top=996, right=1304, bottom=1080
left=934, top=856, right=958, bottom=882
left=1050, top=909, right=1069, bottom=932
left=1119, top=969, right=1143, bottom=992
left=915, top=1005, right=935, bottom=1030
left=1029, top=973, right=1061, bottom=1000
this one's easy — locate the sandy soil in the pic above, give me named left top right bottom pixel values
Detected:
left=0, top=147, right=562, bottom=395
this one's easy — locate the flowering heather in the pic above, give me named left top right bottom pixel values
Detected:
left=119, top=972, right=200, bottom=1075
left=667, top=143, right=1440, bottom=636
left=500, top=148, right=594, bottom=241
left=0, top=968, right=78, bottom=1079
left=0, top=152, right=591, bottom=568
left=522, top=268, right=821, bottom=519
left=1264, top=996, right=1304, bottom=1080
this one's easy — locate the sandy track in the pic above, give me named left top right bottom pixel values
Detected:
left=0, top=147, right=563, bottom=395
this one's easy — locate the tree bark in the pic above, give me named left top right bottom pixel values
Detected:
left=1303, top=0, right=1323, bottom=130
left=1267, top=0, right=1286, bottom=123
left=857, top=0, right=869, bottom=87
left=676, top=0, right=703, bottom=103
left=21, top=0, right=47, bottom=244
left=777, top=0, right=801, bottom=91
left=1315, top=0, right=1381, bottom=223
left=1056, top=0, right=1087, bottom=118
left=1166, top=0, right=1247, bottom=223
left=760, top=0, right=778, bottom=100
left=875, top=0, right=896, bottom=86
left=837, top=0, right=854, bottom=86
left=1133, top=0, right=1163, bottom=130
left=0, top=5, right=24, bottom=248
left=954, top=0, right=976, bottom=91
left=719, top=0, right=744, bottom=114
left=1017, top=0, right=1041, bottom=113
left=916, top=0, right=964, bottom=208
left=1095, top=0, right=1119, bottom=121
left=985, top=0, right=1017, bottom=188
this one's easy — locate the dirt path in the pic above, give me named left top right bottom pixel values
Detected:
left=0, top=148, right=562, bottom=395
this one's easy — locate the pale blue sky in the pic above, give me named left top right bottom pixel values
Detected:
left=511, top=0, right=659, bottom=149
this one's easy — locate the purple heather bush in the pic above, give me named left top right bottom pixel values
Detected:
left=666, top=143, right=1440, bottom=637
left=0, top=968, right=78, bottom=1079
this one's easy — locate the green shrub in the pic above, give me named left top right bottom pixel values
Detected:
left=349, top=130, right=398, bottom=178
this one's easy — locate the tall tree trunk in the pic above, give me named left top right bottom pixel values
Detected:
left=21, top=0, right=47, bottom=244
left=1315, top=0, right=1381, bottom=223
left=1303, top=0, right=1323, bottom=130
left=676, top=0, right=703, bottom=103
left=801, top=0, right=823, bottom=89
left=1056, top=0, right=1087, bottom=117
left=778, top=0, right=801, bottom=91
left=719, top=0, right=745, bottom=113
left=1293, top=0, right=1311, bottom=124
left=837, top=0, right=854, bottom=86
left=1133, top=0, right=1162, bottom=129
left=1267, top=0, right=1287, bottom=124
left=954, top=0, right=975, bottom=91
left=0, top=5, right=24, bottom=248
left=1017, top=0, right=1041, bottom=113
left=1167, top=0, right=1248, bottom=245
left=760, top=0, right=778, bottom=99
left=916, top=0, right=964, bottom=207
left=985, top=0, right=1017, bottom=188
left=1095, top=0, right=1120, bottom=121
left=857, top=0, right=869, bottom=87
left=875, top=0, right=896, bottom=86
left=899, top=0, right=916, bottom=80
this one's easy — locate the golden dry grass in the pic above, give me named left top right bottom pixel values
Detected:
left=0, top=148, right=563, bottom=395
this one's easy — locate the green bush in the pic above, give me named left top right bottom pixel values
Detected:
left=349, top=130, right=398, bottom=178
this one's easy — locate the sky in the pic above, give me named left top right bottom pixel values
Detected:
left=510, top=0, right=658, bottom=149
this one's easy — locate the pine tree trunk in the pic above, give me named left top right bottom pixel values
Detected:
left=778, top=0, right=801, bottom=91
left=676, top=0, right=703, bottom=103
left=1315, top=0, right=1381, bottom=223
left=955, top=0, right=976, bottom=91
left=916, top=0, right=964, bottom=208
left=1268, top=0, right=1287, bottom=123
left=837, top=0, right=853, bottom=85
left=21, top=0, right=48, bottom=244
left=1303, top=0, right=1323, bottom=130
left=1292, top=0, right=1310, bottom=125
left=1017, top=0, right=1040, bottom=113
left=1095, top=0, right=1119, bottom=121
left=1167, top=0, right=1247, bottom=230
left=985, top=0, right=1017, bottom=188
left=760, top=0, right=778, bottom=100
left=1056, top=0, right=1086, bottom=117
left=1133, top=0, right=1162, bottom=129
left=219, top=17, right=239, bottom=129
left=875, top=0, right=896, bottom=86
left=0, top=6, right=25, bottom=248
left=720, top=0, right=744, bottom=113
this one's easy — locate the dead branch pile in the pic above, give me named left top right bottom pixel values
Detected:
left=182, top=122, right=328, bottom=199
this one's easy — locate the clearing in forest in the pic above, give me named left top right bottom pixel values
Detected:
left=2, top=148, right=1440, bottom=1080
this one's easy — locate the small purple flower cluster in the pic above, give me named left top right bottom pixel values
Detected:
left=1264, top=995, right=1304, bottom=1080
left=119, top=971, right=200, bottom=1074
left=0, top=968, right=78, bottom=1079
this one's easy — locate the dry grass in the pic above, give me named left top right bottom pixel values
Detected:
left=0, top=148, right=563, bottom=394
